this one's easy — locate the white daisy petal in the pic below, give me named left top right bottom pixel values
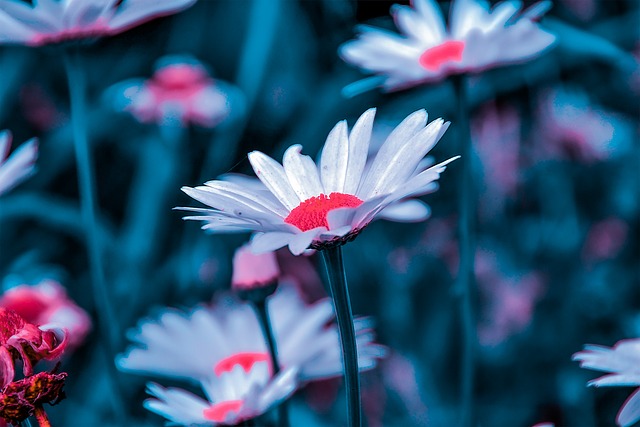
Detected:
left=358, top=109, right=428, bottom=198
left=288, top=227, right=324, bottom=255
left=618, top=388, right=640, bottom=427
left=283, top=144, right=324, bottom=200
left=319, top=120, right=349, bottom=193
left=377, top=199, right=431, bottom=222
left=362, top=118, right=445, bottom=198
left=248, top=151, right=301, bottom=211
left=343, top=108, right=376, bottom=194
left=0, top=136, right=38, bottom=196
left=250, top=232, right=294, bottom=253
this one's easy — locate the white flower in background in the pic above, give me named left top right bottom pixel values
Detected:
left=109, top=55, right=242, bottom=128
left=573, top=339, right=640, bottom=427
left=0, top=0, right=196, bottom=46
left=144, top=368, right=298, bottom=426
left=0, top=130, right=37, bottom=196
left=180, top=108, right=457, bottom=255
left=117, top=285, right=385, bottom=383
left=340, top=0, right=556, bottom=91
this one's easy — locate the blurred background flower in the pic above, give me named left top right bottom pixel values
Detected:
left=0, top=0, right=637, bottom=426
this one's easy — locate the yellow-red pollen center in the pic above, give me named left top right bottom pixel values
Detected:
left=203, top=400, right=244, bottom=422
left=419, top=40, right=465, bottom=71
left=284, top=192, right=364, bottom=232
left=214, top=352, right=270, bottom=377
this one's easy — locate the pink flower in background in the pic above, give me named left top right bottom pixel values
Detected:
left=231, top=243, right=280, bottom=291
left=534, top=87, right=631, bottom=163
left=0, top=308, right=66, bottom=388
left=0, top=131, right=37, bottom=196
left=111, top=56, right=242, bottom=128
left=0, top=280, right=91, bottom=350
left=118, top=285, right=385, bottom=383
left=181, top=109, right=457, bottom=255
left=340, top=0, right=555, bottom=91
left=582, top=217, right=628, bottom=263
left=0, top=0, right=196, bottom=46
left=476, top=249, right=545, bottom=347
left=472, top=102, right=521, bottom=219
left=144, top=367, right=298, bottom=425
left=573, top=339, right=640, bottom=427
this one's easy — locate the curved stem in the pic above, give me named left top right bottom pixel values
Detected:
left=321, top=246, right=361, bottom=427
left=63, top=48, right=125, bottom=423
left=254, top=299, right=289, bottom=427
left=33, top=406, right=51, bottom=427
left=452, top=74, right=476, bottom=427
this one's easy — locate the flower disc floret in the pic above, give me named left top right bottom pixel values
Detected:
left=285, top=193, right=364, bottom=232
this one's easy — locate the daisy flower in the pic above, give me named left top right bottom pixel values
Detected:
left=573, top=339, right=640, bottom=427
left=339, top=0, right=556, bottom=91
left=180, top=108, right=457, bottom=255
left=0, top=0, right=196, bottom=46
left=117, top=285, right=385, bottom=383
left=144, top=365, right=298, bottom=426
left=0, top=279, right=91, bottom=350
left=109, top=55, right=242, bottom=128
left=0, top=131, right=37, bottom=196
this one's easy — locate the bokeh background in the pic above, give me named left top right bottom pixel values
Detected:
left=0, top=0, right=638, bottom=426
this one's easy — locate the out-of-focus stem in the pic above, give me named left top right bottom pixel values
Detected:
left=321, top=246, right=361, bottom=427
left=452, top=73, right=476, bottom=427
left=254, top=299, right=289, bottom=427
left=63, top=48, right=125, bottom=423
left=33, top=407, right=50, bottom=427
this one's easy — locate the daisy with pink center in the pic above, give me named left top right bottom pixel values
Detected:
left=0, top=0, right=196, bottom=46
left=340, top=0, right=556, bottom=93
left=117, top=285, right=384, bottom=385
left=117, top=285, right=384, bottom=425
left=0, top=280, right=91, bottom=351
left=181, top=107, right=450, bottom=426
left=180, top=108, right=456, bottom=256
left=0, top=131, right=37, bottom=197
left=111, top=56, right=242, bottom=128
left=573, top=339, right=640, bottom=427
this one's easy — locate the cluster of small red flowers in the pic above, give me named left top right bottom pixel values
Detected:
left=0, top=308, right=67, bottom=426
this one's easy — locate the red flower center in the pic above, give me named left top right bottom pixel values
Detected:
left=214, top=352, right=270, bottom=377
left=203, top=400, right=244, bottom=422
left=284, top=193, right=364, bottom=232
left=418, top=40, right=465, bottom=71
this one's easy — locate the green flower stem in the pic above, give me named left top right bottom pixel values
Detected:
left=452, top=73, right=477, bottom=427
left=321, top=246, right=361, bottom=427
left=63, top=48, right=124, bottom=423
left=254, top=298, right=289, bottom=427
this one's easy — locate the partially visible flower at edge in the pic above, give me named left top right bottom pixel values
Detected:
left=340, top=0, right=556, bottom=92
left=0, top=0, right=197, bottom=47
left=108, top=55, right=243, bottom=128
left=573, top=338, right=640, bottom=427
left=117, top=284, right=385, bottom=424
left=0, top=280, right=91, bottom=351
left=0, top=370, right=67, bottom=425
left=179, top=108, right=457, bottom=255
left=0, top=131, right=37, bottom=197
left=0, top=308, right=67, bottom=389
